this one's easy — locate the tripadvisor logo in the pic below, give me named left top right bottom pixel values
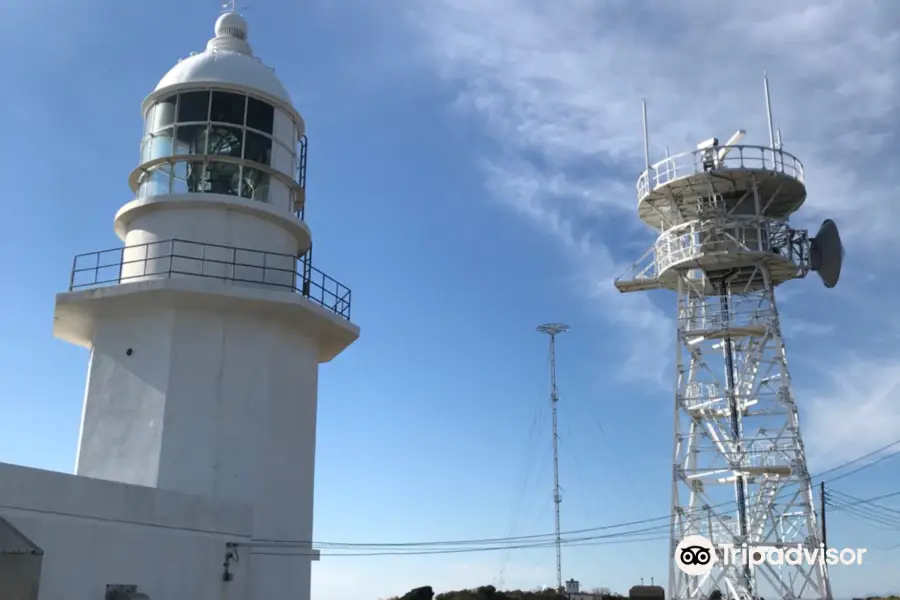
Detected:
left=675, top=535, right=717, bottom=576
left=674, top=535, right=867, bottom=576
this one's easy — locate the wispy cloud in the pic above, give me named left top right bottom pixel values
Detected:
left=783, top=319, right=835, bottom=337
left=803, top=357, right=900, bottom=470
left=402, top=0, right=900, bottom=448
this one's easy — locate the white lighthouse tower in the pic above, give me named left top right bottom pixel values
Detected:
left=47, top=9, right=358, bottom=599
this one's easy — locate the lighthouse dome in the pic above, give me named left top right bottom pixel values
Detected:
left=152, top=11, right=291, bottom=104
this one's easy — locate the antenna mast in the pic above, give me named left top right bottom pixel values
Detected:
left=613, top=75, right=843, bottom=600
left=537, top=323, right=569, bottom=593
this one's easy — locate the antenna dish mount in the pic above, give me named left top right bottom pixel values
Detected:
left=809, top=219, right=845, bottom=288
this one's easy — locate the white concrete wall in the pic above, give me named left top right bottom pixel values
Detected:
left=120, top=204, right=298, bottom=289
left=75, top=302, right=320, bottom=598
left=122, top=203, right=299, bottom=254
left=0, top=462, right=253, bottom=600
left=74, top=309, right=175, bottom=487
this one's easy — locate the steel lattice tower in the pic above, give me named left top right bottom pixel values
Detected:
left=537, top=323, right=569, bottom=593
left=615, top=79, right=842, bottom=600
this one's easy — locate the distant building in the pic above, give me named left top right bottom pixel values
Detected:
left=627, top=585, right=664, bottom=600
left=565, top=579, right=607, bottom=600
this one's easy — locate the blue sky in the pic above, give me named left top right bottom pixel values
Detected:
left=2, top=0, right=899, bottom=598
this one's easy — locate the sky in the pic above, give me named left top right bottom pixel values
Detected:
left=1, top=0, right=899, bottom=598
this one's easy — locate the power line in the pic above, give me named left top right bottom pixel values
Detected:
left=825, top=489, right=900, bottom=529
left=828, top=489, right=900, bottom=514
left=249, top=533, right=671, bottom=558
left=826, top=499, right=900, bottom=529
left=248, top=487, right=900, bottom=559
left=824, top=490, right=900, bottom=543
left=255, top=439, right=900, bottom=549
left=819, top=445, right=900, bottom=483
left=229, top=438, right=900, bottom=556
left=252, top=527, right=672, bottom=557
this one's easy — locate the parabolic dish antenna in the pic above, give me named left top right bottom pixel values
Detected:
left=809, top=219, right=845, bottom=288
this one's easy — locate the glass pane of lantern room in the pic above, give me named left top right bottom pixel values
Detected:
left=175, top=125, right=208, bottom=155
left=246, top=97, right=275, bottom=133
left=206, top=161, right=240, bottom=196
left=151, top=96, right=177, bottom=131
left=171, top=160, right=206, bottom=194
left=148, top=128, right=174, bottom=161
left=178, top=91, right=210, bottom=123
left=244, top=131, right=272, bottom=165
left=207, top=126, right=244, bottom=158
left=186, top=161, right=205, bottom=192
left=211, top=92, right=246, bottom=126
left=241, top=167, right=270, bottom=203
left=143, top=105, right=155, bottom=137
left=139, top=166, right=171, bottom=197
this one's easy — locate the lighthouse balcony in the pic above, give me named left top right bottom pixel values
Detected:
left=67, top=238, right=351, bottom=320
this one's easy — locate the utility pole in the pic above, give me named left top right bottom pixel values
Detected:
left=820, top=481, right=827, bottom=549
left=537, top=323, right=569, bottom=593
left=821, top=480, right=834, bottom=600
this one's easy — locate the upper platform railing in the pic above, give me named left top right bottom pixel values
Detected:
left=636, top=145, right=804, bottom=201
left=69, top=239, right=351, bottom=320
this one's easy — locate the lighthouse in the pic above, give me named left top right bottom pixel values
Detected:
left=27, top=9, right=359, bottom=599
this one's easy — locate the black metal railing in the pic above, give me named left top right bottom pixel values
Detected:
left=294, top=135, right=308, bottom=220
left=69, top=239, right=351, bottom=320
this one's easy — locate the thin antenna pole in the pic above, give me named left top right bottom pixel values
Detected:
left=537, top=323, right=569, bottom=593
left=642, top=99, right=651, bottom=176
left=763, top=73, right=776, bottom=149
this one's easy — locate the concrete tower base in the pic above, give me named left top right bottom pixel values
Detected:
left=51, top=276, right=358, bottom=599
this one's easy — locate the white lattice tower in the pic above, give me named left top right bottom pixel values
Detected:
left=615, top=108, right=835, bottom=600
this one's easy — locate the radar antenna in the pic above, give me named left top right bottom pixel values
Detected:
left=809, top=219, right=845, bottom=288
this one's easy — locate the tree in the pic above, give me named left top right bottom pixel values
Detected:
left=399, top=586, right=434, bottom=600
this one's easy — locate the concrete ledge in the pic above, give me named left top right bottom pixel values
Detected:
left=54, top=276, right=360, bottom=363
left=0, top=462, right=253, bottom=537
